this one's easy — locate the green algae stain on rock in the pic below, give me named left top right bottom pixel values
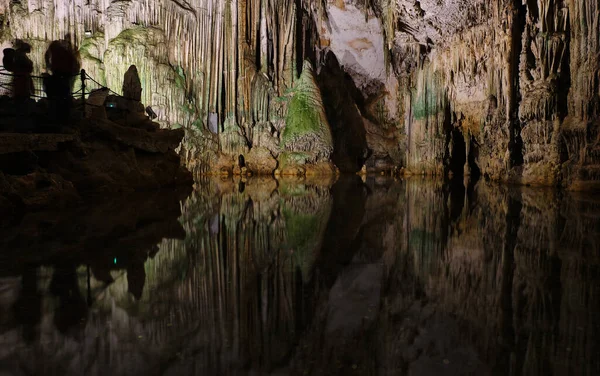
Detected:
left=282, top=60, right=333, bottom=161
left=104, top=27, right=192, bottom=129
left=278, top=151, right=310, bottom=169
left=79, top=33, right=107, bottom=87
left=411, top=71, right=445, bottom=121
left=279, top=184, right=333, bottom=281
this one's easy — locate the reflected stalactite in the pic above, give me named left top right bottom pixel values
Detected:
left=295, top=176, right=600, bottom=375
left=0, top=177, right=599, bottom=375
left=132, top=176, right=333, bottom=373
left=393, top=180, right=600, bottom=376
left=12, top=265, right=42, bottom=344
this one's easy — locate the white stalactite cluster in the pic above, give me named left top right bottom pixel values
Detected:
left=1, top=0, right=338, bottom=177
left=1, top=0, right=599, bottom=187
left=1, top=0, right=312, bottom=131
left=369, top=0, right=600, bottom=189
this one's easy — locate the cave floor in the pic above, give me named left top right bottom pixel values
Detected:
left=0, top=175, right=598, bottom=375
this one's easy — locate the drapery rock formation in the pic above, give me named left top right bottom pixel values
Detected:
left=1, top=0, right=599, bottom=187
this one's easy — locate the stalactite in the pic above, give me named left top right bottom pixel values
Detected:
left=2, top=0, right=599, bottom=184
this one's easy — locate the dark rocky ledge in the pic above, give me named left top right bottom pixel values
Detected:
left=0, top=107, right=193, bottom=222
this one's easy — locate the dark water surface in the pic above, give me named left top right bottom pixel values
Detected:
left=1, top=176, right=599, bottom=375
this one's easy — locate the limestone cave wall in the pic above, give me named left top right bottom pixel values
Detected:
left=367, top=0, right=600, bottom=189
left=1, top=0, right=599, bottom=187
left=0, top=0, right=334, bottom=176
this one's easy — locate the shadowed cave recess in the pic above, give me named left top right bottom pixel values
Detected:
left=1, top=0, right=600, bottom=375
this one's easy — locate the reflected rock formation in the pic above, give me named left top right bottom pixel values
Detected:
left=0, top=177, right=599, bottom=375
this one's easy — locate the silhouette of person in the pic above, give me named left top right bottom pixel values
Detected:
left=123, top=65, right=142, bottom=101
left=45, top=34, right=80, bottom=83
left=2, top=48, right=16, bottom=98
left=13, top=264, right=42, bottom=343
left=49, top=262, right=88, bottom=334
left=2, top=48, right=15, bottom=72
left=44, top=34, right=81, bottom=122
left=12, top=41, right=34, bottom=100
left=126, top=259, right=146, bottom=300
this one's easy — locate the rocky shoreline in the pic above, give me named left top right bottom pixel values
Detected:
left=0, top=98, right=193, bottom=222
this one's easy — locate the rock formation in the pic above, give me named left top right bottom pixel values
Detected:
left=0, top=0, right=598, bottom=187
left=279, top=60, right=337, bottom=176
left=0, top=92, right=193, bottom=219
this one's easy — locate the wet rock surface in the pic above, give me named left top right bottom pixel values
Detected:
left=0, top=176, right=598, bottom=375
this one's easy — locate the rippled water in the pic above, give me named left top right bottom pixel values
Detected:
left=1, top=176, right=599, bottom=375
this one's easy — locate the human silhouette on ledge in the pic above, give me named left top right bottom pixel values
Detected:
left=44, top=34, right=81, bottom=122
left=13, top=264, right=42, bottom=343
left=2, top=48, right=15, bottom=72
left=12, top=40, right=34, bottom=101
left=49, top=262, right=88, bottom=334
left=127, top=258, right=146, bottom=300
left=2, top=41, right=34, bottom=101
left=123, top=65, right=142, bottom=101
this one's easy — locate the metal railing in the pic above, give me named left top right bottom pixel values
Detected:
left=0, top=67, right=126, bottom=102
left=0, top=67, right=58, bottom=99
left=0, top=66, right=151, bottom=124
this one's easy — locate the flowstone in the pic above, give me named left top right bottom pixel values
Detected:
left=279, top=60, right=337, bottom=176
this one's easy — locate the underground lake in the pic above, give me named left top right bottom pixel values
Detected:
left=2, top=0, right=600, bottom=374
left=0, top=176, right=598, bottom=375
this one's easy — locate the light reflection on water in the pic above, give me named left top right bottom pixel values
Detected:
left=0, top=176, right=599, bottom=375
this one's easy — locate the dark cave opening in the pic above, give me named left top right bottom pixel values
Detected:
left=0, top=152, right=38, bottom=175
left=317, top=51, right=368, bottom=173
left=294, top=0, right=317, bottom=78
left=468, top=135, right=481, bottom=181
left=449, top=127, right=467, bottom=177
left=509, top=0, right=527, bottom=168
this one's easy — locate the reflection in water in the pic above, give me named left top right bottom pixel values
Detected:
left=0, top=176, right=599, bottom=375
left=48, top=263, right=88, bottom=334
left=12, top=265, right=41, bottom=344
